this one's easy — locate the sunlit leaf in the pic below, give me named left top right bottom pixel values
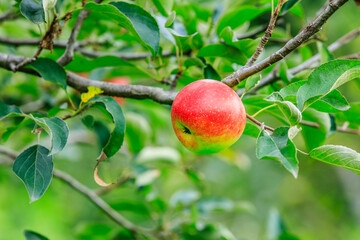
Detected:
left=310, top=145, right=360, bottom=175
left=85, top=2, right=160, bottom=56
left=266, top=92, right=302, bottom=125
left=256, top=127, right=299, bottom=178
left=297, top=60, right=360, bottom=111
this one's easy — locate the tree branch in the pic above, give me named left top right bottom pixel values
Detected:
left=1, top=51, right=359, bottom=135
left=239, top=26, right=360, bottom=95
left=246, top=114, right=275, bottom=131
left=57, top=11, right=91, bottom=66
left=57, top=0, right=104, bottom=66
left=0, top=52, right=176, bottom=104
left=222, top=0, right=350, bottom=87
left=245, top=0, right=286, bottom=67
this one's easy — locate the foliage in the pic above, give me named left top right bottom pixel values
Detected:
left=0, top=0, right=360, bottom=239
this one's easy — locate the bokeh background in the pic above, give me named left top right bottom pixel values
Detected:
left=1, top=0, right=360, bottom=239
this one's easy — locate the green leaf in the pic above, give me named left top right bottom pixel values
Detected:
left=125, top=113, right=151, bottom=153
left=13, top=145, right=53, bottom=202
left=30, top=58, right=67, bottom=90
left=152, top=0, right=173, bottom=16
left=256, top=127, right=299, bottom=178
left=91, top=96, right=126, bottom=158
left=135, top=169, right=160, bottom=187
left=297, top=60, right=360, bottom=111
left=279, top=61, right=292, bottom=83
left=184, top=58, right=205, bottom=69
left=279, top=80, right=306, bottom=99
left=197, top=44, right=247, bottom=65
left=0, top=101, right=23, bottom=120
left=317, top=42, right=334, bottom=64
left=310, top=89, right=350, bottom=113
left=336, top=102, right=360, bottom=128
left=266, top=92, right=302, bottom=125
left=66, top=55, right=134, bottom=72
left=310, top=145, right=360, bottom=175
left=33, top=117, right=69, bottom=155
left=301, top=109, right=331, bottom=150
left=20, top=0, right=45, bottom=24
left=136, top=146, right=181, bottom=165
left=85, top=2, right=160, bottom=56
left=282, top=0, right=301, bottom=14
left=165, top=11, right=176, bottom=27
left=243, top=123, right=260, bottom=138
left=219, top=27, right=261, bottom=58
left=242, top=95, right=288, bottom=124
left=24, top=230, right=49, bottom=240
left=245, top=75, right=261, bottom=91
left=204, top=64, right=221, bottom=80
left=217, top=6, right=270, bottom=35
left=197, top=197, right=234, bottom=213
left=170, top=189, right=200, bottom=207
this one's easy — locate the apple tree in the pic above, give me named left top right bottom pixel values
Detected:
left=0, top=0, right=360, bottom=239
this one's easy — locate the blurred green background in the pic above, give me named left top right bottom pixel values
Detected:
left=1, top=0, right=360, bottom=239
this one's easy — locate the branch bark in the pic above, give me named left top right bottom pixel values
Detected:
left=222, top=0, right=350, bottom=87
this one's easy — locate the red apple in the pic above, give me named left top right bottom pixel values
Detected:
left=171, top=79, right=246, bottom=154
left=106, top=77, right=130, bottom=106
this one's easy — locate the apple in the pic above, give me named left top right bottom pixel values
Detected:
left=105, top=77, right=130, bottom=105
left=171, top=79, right=246, bottom=154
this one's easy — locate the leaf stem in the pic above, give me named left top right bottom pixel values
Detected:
left=66, top=90, right=77, bottom=111
left=251, top=104, right=277, bottom=118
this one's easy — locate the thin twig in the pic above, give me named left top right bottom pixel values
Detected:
left=245, top=0, right=286, bottom=67
left=222, top=0, right=350, bottom=87
left=12, top=46, right=43, bottom=72
left=238, top=26, right=360, bottom=95
left=246, top=114, right=275, bottom=131
left=0, top=10, right=19, bottom=23
left=0, top=37, right=190, bottom=60
left=57, top=0, right=103, bottom=66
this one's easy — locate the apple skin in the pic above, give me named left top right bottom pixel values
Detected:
left=106, top=77, right=130, bottom=105
left=171, top=79, right=246, bottom=154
